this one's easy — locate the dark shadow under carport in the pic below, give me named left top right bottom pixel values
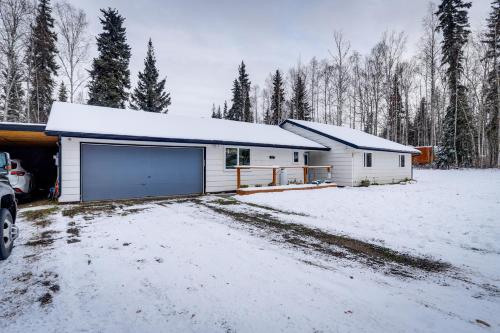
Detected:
left=0, top=123, right=58, bottom=201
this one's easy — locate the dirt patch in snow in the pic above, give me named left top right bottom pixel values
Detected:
left=24, top=230, right=61, bottom=247
left=200, top=199, right=450, bottom=274
left=214, top=197, right=309, bottom=216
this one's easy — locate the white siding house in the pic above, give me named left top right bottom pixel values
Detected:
left=281, top=119, right=419, bottom=186
left=46, top=103, right=327, bottom=202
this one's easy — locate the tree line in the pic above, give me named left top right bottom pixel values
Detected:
left=0, top=0, right=171, bottom=124
left=212, top=0, right=499, bottom=168
left=1, top=0, right=498, bottom=169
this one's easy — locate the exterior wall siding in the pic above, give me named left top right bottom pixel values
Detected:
left=281, top=122, right=354, bottom=186
left=352, top=151, right=412, bottom=185
left=59, top=136, right=309, bottom=202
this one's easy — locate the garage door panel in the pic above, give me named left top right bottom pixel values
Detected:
left=81, top=144, right=203, bottom=201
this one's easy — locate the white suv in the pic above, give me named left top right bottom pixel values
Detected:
left=7, top=159, right=34, bottom=196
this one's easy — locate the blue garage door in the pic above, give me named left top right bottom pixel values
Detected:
left=81, top=144, right=204, bottom=201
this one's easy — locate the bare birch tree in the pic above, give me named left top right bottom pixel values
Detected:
left=54, top=0, right=89, bottom=103
left=0, top=0, right=32, bottom=121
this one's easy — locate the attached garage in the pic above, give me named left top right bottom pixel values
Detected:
left=45, top=102, right=327, bottom=202
left=81, top=144, right=204, bottom=201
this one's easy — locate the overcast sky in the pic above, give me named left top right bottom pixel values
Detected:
left=71, top=0, right=491, bottom=117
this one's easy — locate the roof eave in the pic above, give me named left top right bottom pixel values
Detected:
left=281, top=120, right=419, bottom=155
left=45, top=130, right=330, bottom=151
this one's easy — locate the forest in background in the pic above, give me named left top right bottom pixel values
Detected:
left=0, top=0, right=498, bottom=168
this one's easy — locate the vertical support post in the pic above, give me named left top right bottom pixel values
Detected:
left=272, top=168, right=276, bottom=186
left=303, top=167, right=308, bottom=184
left=327, top=166, right=332, bottom=179
left=237, top=167, right=241, bottom=189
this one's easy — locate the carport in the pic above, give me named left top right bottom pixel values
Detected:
left=0, top=123, right=58, bottom=199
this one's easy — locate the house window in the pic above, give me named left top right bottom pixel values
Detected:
left=293, top=152, right=299, bottom=163
left=225, top=147, right=251, bottom=169
left=399, top=155, right=405, bottom=167
left=363, top=153, right=372, bottom=167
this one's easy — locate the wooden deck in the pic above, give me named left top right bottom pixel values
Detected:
left=236, top=183, right=337, bottom=195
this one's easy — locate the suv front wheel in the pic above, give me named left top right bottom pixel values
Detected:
left=0, top=208, right=15, bottom=260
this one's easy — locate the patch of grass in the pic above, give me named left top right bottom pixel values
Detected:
left=21, top=207, right=59, bottom=222
left=67, top=238, right=81, bottom=244
left=62, top=203, right=116, bottom=218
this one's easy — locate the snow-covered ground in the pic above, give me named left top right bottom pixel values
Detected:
left=1, top=169, right=499, bottom=332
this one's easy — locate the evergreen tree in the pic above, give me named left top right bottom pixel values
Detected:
left=222, top=100, right=228, bottom=119
left=483, top=0, right=500, bottom=167
left=270, top=69, right=285, bottom=125
left=58, top=82, right=68, bottom=102
left=87, top=8, right=131, bottom=109
left=290, top=72, right=311, bottom=121
left=27, top=0, right=58, bottom=123
left=1, top=55, right=24, bottom=122
left=435, top=0, right=475, bottom=168
left=387, top=70, right=404, bottom=142
left=227, top=61, right=253, bottom=122
left=238, top=61, right=253, bottom=122
left=130, top=38, right=171, bottom=113
left=227, top=79, right=241, bottom=120
left=216, top=105, right=222, bottom=118
left=211, top=103, right=217, bottom=118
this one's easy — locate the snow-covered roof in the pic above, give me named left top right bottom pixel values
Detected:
left=45, top=102, right=328, bottom=150
left=282, top=119, right=420, bottom=154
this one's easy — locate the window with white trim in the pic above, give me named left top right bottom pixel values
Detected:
left=293, top=151, right=299, bottom=163
left=363, top=153, right=372, bottom=167
left=225, top=148, right=251, bottom=169
left=399, top=155, right=405, bottom=167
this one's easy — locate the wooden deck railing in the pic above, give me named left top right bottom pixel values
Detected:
left=235, top=165, right=332, bottom=189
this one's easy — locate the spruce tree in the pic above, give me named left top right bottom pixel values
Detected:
left=239, top=62, right=253, bottom=122
left=222, top=100, right=228, bottom=119
left=27, top=0, right=58, bottom=123
left=387, top=71, right=404, bottom=142
left=483, top=0, right=500, bottom=167
left=211, top=103, right=217, bottom=118
left=435, top=0, right=475, bottom=168
left=227, top=79, right=241, bottom=120
left=227, top=61, right=253, bottom=122
left=58, top=82, right=68, bottom=102
left=291, top=72, right=311, bottom=121
left=87, top=8, right=131, bottom=109
left=130, top=39, right=171, bottom=113
left=270, top=69, right=285, bottom=125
